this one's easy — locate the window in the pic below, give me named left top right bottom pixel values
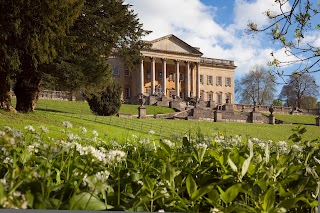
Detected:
left=207, top=75, right=213, bottom=85
left=180, top=73, right=184, bottom=81
left=113, top=66, right=119, bottom=76
left=208, top=93, right=213, bottom=101
left=158, top=71, right=162, bottom=80
left=216, top=76, right=222, bottom=86
left=226, top=94, right=231, bottom=103
left=169, top=90, right=175, bottom=97
left=169, top=72, right=174, bottom=81
left=200, top=75, right=203, bottom=84
left=125, top=87, right=131, bottom=98
left=217, top=94, right=222, bottom=104
left=147, top=70, right=151, bottom=79
left=125, top=69, right=130, bottom=76
left=226, top=77, right=231, bottom=86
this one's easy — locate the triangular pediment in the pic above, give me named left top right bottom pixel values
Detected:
left=149, top=34, right=203, bottom=55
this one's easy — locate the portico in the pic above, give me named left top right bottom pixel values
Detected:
left=139, top=56, right=201, bottom=100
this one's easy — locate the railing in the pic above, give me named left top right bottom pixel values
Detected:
left=35, top=102, right=190, bottom=139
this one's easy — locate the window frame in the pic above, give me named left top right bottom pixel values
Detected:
left=113, top=66, right=120, bottom=76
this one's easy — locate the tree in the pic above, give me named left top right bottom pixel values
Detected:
left=41, top=0, right=150, bottom=100
left=273, top=99, right=283, bottom=106
left=300, top=96, right=318, bottom=109
left=0, top=0, right=84, bottom=112
left=279, top=72, right=319, bottom=108
left=235, top=65, right=277, bottom=105
left=248, top=0, right=320, bottom=76
left=86, top=82, right=122, bottom=116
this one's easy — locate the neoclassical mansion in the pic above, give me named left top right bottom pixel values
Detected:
left=108, top=34, right=236, bottom=106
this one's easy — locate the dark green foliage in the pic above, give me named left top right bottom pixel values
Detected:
left=43, top=0, right=150, bottom=94
left=0, top=0, right=85, bottom=111
left=272, top=99, right=283, bottom=106
left=86, top=82, right=122, bottom=116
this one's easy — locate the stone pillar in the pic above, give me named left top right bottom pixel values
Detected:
left=162, top=58, right=167, bottom=96
left=138, top=96, right=146, bottom=119
left=196, top=62, right=200, bottom=101
left=140, top=59, right=144, bottom=95
left=214, top=110, right=222, bottom=122
left=191, top=65, right=195, bottom=97
left=316, top=117, right=320, bottom=126
left=151, top=57, right=156, bottom=95
left=175, top=60, right=180, bottom=97
left=269, top=114, right=275, bottom=124
left=185, top=61, right=190, bottom=98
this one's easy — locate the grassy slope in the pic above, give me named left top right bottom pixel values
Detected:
left=1, top=99, right=319, bottom=142
left=274, top=114, right=317, bottom=125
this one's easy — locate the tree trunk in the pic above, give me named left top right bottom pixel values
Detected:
left=0, top=71, right=13, bottom=111
left=14, top=74, right=41, bottom=113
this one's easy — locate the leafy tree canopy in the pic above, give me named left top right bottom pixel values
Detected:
left=43, top=0, right=150, bottom=95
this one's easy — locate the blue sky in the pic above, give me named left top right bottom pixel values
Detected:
left=125, top=0, right=320, bottom=99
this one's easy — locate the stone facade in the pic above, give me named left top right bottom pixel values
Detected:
left=108, top=34, right=236, bottom=105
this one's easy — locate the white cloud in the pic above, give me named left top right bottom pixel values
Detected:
left=124, top=0, right=292, bottom=77
left=231, top=0, right=291, bottom=31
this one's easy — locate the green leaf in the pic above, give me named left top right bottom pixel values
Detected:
left=277, top=198, right=300, bottom=209
left=227, top=156, right=238, bottom=172
left=191, top=184, right=214, bottom=201
left=0, top=182, right=5, bottom=205
left=158, top=140, right=172, bottom=156
left=262, top=187, right=275, bottom=211
left=206, top=189, right=220, bottom=205
left=186, top=174, right=197, bottom=198
left=241, top=156, right=252, bottom=180
left=26, top=190, right=34, bottom=208
left=142, top=176, right=155, bottom=192
left=220, top=183, right=242, bottom=204
left=71, top=192, right=107, bottom=210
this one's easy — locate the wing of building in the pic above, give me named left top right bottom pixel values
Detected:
left=108, top=34, right=236, bottom=106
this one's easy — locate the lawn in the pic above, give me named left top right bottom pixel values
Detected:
left=1, top=99, right=320, bottom=142
left=274, top=113, right=318, bottom=125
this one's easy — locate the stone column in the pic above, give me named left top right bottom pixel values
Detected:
left=185, top=61, right=190, bottom=98
left=196, top=62, right=200, bottom=100
left=151, top=57, right=156, bottom=95
left=140, top=59, right=144, bottom=95
left=175, top=60, right=180, bottom=97
left=191, top=64, right=194, bottom=97
left=162, top=58, right=167, bottom=96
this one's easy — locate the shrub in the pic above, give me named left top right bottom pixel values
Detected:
left=86, top=82, right=122, bottom=116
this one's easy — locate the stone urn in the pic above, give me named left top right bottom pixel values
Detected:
left=139, top=95, right=145, bottom=106
left=269, top=105, right=274, bottom=115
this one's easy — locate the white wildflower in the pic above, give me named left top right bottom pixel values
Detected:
left=106, top=150, right=126, bottom=164
left=197, top=143, right=208, bottom=150
left=24, top=125, right=36, bottom=133
left=149, top=130, right=155, bottom=135
left=62, top=121, right=73, bottom=128
left=80, top=126, right=87, bottom=135
left=39, top=125, right=49, bottom=133
left=158, top=210, right=165, bottom=212
left=92, top=130, right=98, bottom=137
left=4, top=157, right=13, bottom=164
left=4, top=126, right=12, bottom=133
left=162, top=139, right=174, bottom=147
left=292, top=144, right=303, bottom=152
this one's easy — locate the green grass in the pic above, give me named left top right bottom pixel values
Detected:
left=2, top=99, right=320, bottom=142
left=274, top=113, right=318, bottom=125
left=32, top=99, right=175, bottom=115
